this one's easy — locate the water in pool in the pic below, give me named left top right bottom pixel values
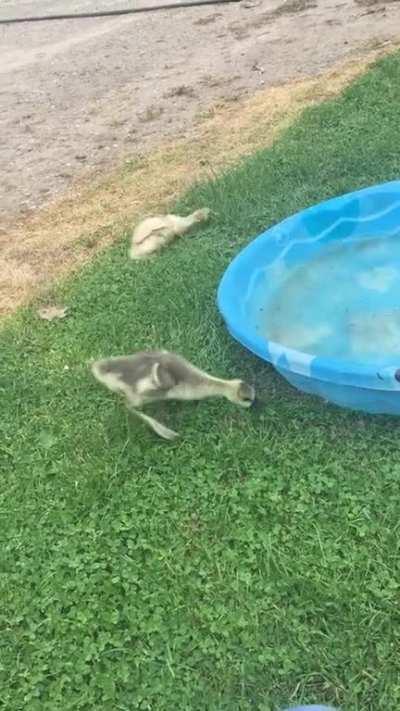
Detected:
left=262, top=235, right=400, bottom=363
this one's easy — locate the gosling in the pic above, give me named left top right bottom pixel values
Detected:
left=91, top=349, right=255, bottom=440
left=129, top=208, right=210, bottom=260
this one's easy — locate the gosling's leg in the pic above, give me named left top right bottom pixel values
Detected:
left=127, top=404, right=179, bottom=440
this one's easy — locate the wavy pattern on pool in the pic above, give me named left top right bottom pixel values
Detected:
left=217, top=181, right=400, bottom=415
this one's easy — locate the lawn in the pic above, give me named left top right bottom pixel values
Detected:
left=2, top=52, right=400, bottom=711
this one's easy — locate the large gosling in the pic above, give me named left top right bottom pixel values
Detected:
left=91, top=350, right=255, bottom=440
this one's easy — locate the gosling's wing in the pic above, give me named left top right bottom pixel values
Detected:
left=132, top=217, right=170, bottom=246
left=96, top=354, right=152, bottom=386
left=130, top=232, right=169, bottom=259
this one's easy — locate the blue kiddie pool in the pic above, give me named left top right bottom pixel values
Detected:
left=218, top=181, right=400, bottom=415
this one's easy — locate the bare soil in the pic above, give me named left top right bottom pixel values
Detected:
left=1, top=0, right=399, bottom=223
left=0, top=0, right=399, bottom=314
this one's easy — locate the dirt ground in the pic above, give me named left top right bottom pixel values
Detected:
left=0, top=0, right=400, bottom=313
left=1, top=0, right=399, bottom=224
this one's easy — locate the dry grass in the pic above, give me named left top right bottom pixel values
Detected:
left=0, top=43, right=397, bottom=316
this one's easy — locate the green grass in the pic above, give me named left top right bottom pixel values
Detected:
left=2, top=53, right=400, bottom=711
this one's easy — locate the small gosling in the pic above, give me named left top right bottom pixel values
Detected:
left=129, top=208, right=210, bottom=260
left=91, top=350, right=255, bottom=440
